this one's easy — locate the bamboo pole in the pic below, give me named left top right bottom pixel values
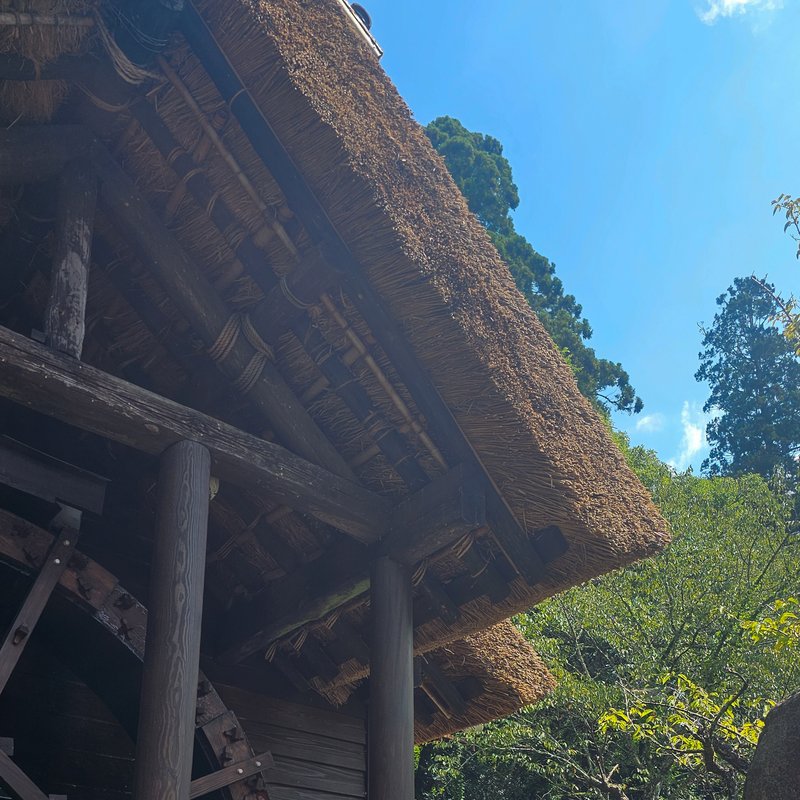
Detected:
left=0, top=11, right=94, bottom=26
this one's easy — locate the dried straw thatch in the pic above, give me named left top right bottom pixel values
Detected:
left=0, top=0, right=94, bottom=122
left=185, top=0, right=670, bottom=562
left=1, top=0, right=669, bottom=699
left=415, top=622, right=556, bottom=742
left=308, top=620, right=555, bottom=741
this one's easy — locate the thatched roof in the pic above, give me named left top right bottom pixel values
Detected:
left=0, top=0, right=669, bottom=705
left=310, top=620, right=555, bottom=742
left=415, top=623, right=556, bottom=742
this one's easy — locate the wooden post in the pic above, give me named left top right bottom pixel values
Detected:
left=368, top=556, right=414, bottom=800
left=134, top=440, right=211, bottom=800
left=44, top=158, right=96, bottom=358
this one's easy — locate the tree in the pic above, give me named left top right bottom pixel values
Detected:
left=695, top=277, right=800, bottom=478
left=425, top=116, right=642, bottom=415
left=416, top=441, right=799, bottom=799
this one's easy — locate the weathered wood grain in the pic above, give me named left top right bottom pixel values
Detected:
left=0, top=325, right=387, bottom=540
left=44, top=158, right=96, bottom=359
left=133, top=441, right=210, bottom=800
left=368, top=557, right=414, bottom=800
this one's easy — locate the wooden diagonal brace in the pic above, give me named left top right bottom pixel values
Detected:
left=0, top=750, right=49, bottom=800
left=189, top=751, right=273, bottom=799
left=0, top=524, right=79, bottom=695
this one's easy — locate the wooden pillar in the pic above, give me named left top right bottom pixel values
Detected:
left=44, top=158, right=96, bottom=358
left=368, top=556, right=414, bottom=800
left=134, top=440, right=211, bottom=800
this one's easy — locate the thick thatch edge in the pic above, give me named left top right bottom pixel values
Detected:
left=309, top=620, right=555, bottom=742
left=190, top=0, right=670, bottom=580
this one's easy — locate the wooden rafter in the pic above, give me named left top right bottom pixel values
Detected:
left=178, top=4, right=548, bottom=585
left=0, top=324, right=388, bottom=541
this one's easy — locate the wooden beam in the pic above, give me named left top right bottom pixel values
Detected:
left=134, top=440, right=210, bottom=800
left=382, top=462, right=484, bottom=565
left=88, top=139, right=352, bottom=481
left=189, top=751, right=273, bottom=799
left=0, top=524, right=79, bottom=696
left=178, top=7, right=547, bottom=585
left=368, top=556, right=414, bottom=800
left=217, top=465, right=481, bottom=663
left=0, top=437, right=106, bottom=514
left=44, top=158, right=96, bottom=358
left=0, top=750, right=48, bottom=800
left=0, top=325, right=387, bottom=540
left=219, top=570, right=370, bottom=666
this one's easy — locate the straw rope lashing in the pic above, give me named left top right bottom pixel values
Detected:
left=93, top=10, right=159, bottom=85
left=156, top=54, right=299, bottom=260
left=207, top=311, right=275, bottom=395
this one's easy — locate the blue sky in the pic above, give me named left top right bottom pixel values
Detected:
left=364, top=0, right=800, bottom=470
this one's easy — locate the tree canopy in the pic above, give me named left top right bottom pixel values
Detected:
left=425, top=116, right=642, bottom=414
left=416, top=441, right=799, bottom=800
left=695, top=276, right=800, bottom=478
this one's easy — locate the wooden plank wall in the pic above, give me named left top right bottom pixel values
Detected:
left=217, top=685, right=367, bottom=800
left=0, top=642, right=366, bottom=799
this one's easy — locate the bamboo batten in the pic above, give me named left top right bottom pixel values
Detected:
left=0, top=11, right=94, bottom=25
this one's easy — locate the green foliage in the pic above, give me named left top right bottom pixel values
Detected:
left=741, top=597, right=800, bottom=653
left=425, top=116, right=642, bottom=415
left=416, top=442, right=799, bottom=799
left=762, top=194, right=800, bottom=355
left=695, top=276, right=800, bottom=478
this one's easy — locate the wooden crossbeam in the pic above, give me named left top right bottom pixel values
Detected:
left=0, top=437, right=106, bottom=514
left=217, top=465, right=483, bottom=663
left=381, top=463, right=484, bottom=565
left=0, top=325, right=388, bottom=541
left=189, top=751, right=273, bottom=799
left=0, top=524, right=79, bottom=696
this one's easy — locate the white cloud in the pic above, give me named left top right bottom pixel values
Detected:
left=668, top=401, right=710, bottom=472
left=698, top=0, right=783, bottom=25
left=635, top=413, right=666, bottom=433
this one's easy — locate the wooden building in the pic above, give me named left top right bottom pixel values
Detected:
left=0, top=0, right=669, bottom=797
